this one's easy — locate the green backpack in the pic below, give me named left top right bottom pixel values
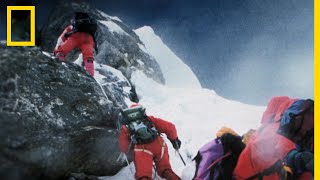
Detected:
left=121, top=106, right=158, bottom=144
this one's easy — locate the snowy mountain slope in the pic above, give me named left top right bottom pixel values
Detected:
left=100, top=20, right=129, bottom=36
left=99, top=26, right=266, bottom=180
left=97, top=10, right=123, bottom=22
left=134, top=27, right=201, bottom=89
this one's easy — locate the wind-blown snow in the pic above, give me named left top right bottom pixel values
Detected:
left=99, top=25, right=266, bottom=180
left=98, top=10, right=122, bottom=22
left=134, top=26, right=201, bottom=89
left=100, top=20, right=128, bottom=36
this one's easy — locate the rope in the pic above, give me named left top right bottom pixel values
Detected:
left=94, top=77, right=123, bottom=133
left=152, top=164, right=157, bottom=180
left=124, top=154, right=135, bottom=177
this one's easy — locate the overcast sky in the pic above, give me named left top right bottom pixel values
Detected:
left=0, top=0, right=314, bottom=105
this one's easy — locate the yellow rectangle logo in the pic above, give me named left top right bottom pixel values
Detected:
left=7, top=6, right=35, bottom=46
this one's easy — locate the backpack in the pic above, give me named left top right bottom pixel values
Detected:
left=278, top=99, right=314, bottom=151
left=71, top=12, right=97, bottom=37
left=193, top=133, right=245, bottom=180
left=193, top=138, right=224, bottom=180
left=121, top=106, right=158, bottom=144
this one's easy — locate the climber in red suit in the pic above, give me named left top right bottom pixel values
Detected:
left=119, top=104, right=181, bottom=180
left=54, top=12, right=95, bottom=76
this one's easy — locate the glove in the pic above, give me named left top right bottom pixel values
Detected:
left=170, top=138, right=181, bottom=150
left=285, top=150, right=314, bottom=174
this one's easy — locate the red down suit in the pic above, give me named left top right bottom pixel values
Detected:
left=119, top=116, right=180, bottom=180
left=54, top=25, right=95, bottom=76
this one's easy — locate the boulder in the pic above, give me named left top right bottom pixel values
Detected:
left=0, top=45, right=127, bottom=179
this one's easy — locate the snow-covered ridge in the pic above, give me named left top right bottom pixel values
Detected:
left=100, top=20, right=129, bottom=36
left=98, top=10, right=122, bottom=22
left=134, top=26, right=202, bottom=89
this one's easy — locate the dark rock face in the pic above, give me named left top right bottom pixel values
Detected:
left=0, top=1, right=164, bottom=179
left=0, top=46, right=127, bottom=180
left=40, top=0, right=165, bottom=84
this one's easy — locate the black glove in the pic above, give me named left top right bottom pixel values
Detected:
left=170, top=138, right=181, bottom=150
left=285, top=150, right=314, bottom=174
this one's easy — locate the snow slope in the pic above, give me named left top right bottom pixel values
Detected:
left=100, top=20, right=129, bottom=36
left=134, top=26, right=201, bottom=89
left=100, top=26, right=266, bottom=180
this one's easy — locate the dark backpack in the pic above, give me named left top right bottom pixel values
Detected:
left=71, top=12, right=97, bottom=37
left=278, top=99, right=314, bottom=151
left=121, top=106, right=158, bottom=144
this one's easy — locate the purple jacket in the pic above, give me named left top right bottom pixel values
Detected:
left=196, top=138, right=224, bottom=180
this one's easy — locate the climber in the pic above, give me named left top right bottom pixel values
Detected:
left=278, top=99, right=314, bottom=178
left=119, top=104, right=181, bottom=180
left=234, top=96, right=314, bottom=180
left=193, top=127, right=254, bottom=180
left=54, top=12, right=97, bottom=76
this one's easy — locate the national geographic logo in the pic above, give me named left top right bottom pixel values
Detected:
left=7, top=6, right=35, bottom=46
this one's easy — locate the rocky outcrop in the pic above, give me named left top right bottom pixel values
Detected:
left=0, top=1, right=167, bottom=179
left=40, top=0, right=165, bottom=84
left=0, top=45, right=129, bottom=180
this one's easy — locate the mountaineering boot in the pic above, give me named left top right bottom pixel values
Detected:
left=54, top=52, right=66, bottom=61
left=84, top=58, right=94, bottom=76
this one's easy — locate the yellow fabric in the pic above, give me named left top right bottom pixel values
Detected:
left=282, top=166, right=293, bottom=174
left=216, top=127, right=238, bottom=137
left=281, top=166, right=293, bottom=179
left=242, top=129, right=256, bottom=145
